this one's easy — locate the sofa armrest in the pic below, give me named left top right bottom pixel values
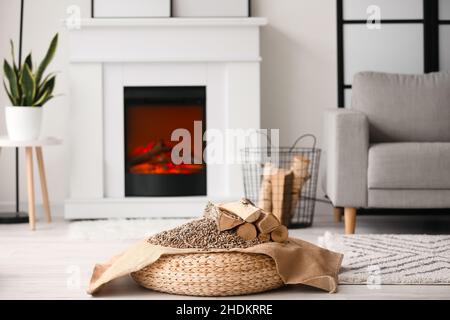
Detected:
left=325, top=109, right=369, bottom=207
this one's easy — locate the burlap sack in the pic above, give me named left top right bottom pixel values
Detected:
left=88, top=237, right=343, bottom=295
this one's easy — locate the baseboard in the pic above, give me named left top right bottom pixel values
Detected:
left=64, top=196, right=237, bottom=220
left=1, top=198, right=333, bottom=220
left=0, top=202, right=65, bottom=217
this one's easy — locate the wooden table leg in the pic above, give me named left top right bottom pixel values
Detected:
left=36, top=147, right=51, bottom=223
left=25, top=147, right=36, bottom=231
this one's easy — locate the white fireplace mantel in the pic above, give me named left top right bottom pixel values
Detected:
left=68, top=18, right=267, bottom=63
left=65, top=18, right=267, bottom=219
left=77, top=17, right=267, bottom=27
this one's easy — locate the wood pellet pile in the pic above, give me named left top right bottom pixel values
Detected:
left=148, top=199, right=289, bottom=250
left=148, top=218, right=262, bottom=250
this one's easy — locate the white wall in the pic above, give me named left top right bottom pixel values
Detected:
left=0, top=0, right=22, bottom=207
left=0, top=0, right=91, bottom=213
left=0, top=0, right=337, bottom=210
left=252, top=0, right=337, bottom=146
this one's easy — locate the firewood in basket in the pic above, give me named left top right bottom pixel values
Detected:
left=270, top=225, right=289, bottom=243
left=236, top=223, right=258, bottom=241
left=257, top=163, right=274, bottom=212
left=203, top=202, right=245, bottom=231
left=271, top=169, right=294, bottom=226
left=290, top=155, right=311, bottom=219
left=256, top=211, right=280, bottom=234
left=128, top=140, right=171, bottom=167
left=257, top=232, right=271, bottom=243
left=218, top=200, right=261, bottom=223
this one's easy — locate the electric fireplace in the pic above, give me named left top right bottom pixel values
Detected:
left=124, top=87, right=207, bottom=197
left=66, top=18, right=266, bottom=218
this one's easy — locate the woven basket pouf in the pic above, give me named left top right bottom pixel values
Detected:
left=131, top=252, right=284, bottom=297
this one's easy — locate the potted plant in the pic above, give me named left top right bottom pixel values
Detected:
left=3, top=33, right=58, bottom=141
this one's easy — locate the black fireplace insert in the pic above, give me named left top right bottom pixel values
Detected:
left=124, top=86, right=207, bottom=197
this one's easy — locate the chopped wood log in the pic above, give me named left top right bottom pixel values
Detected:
left=203, top=202, right=245, bottom=231
left=271, top=169, right=294, bottom=226
left=257, top=163, right=274, bottom=212
left=236, top=223, right=258, bottom=241
left=290, top=156, right=311, bottom=219
left=256, top=211, right=280, bottom=234
left=219, top=199, right=261, bottom=223
left=270, top=225, right=289, bottom=243
left=218, top=211, right=245, bottom=231
left=258, top=233, right=271, bottom=243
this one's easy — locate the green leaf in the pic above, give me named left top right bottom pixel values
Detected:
left=35, top=94, right=54, bottom=107
left=10, top=39, right=19, bottom=74
left=20, top=64, right=36, bottom=106
left=33, top=89, right=51, bottom=106
left=36, top=72, right=56, bottom=96
left=34, top=76, right=55, bottom=106
left=3, top=80, right=17, bottom=105
left=35, top=33, right=58, bottom=85
left=18, top=94, right=25, bottom=106
left=17, top=66, right=24, bottom=102
left=10, top=40, right=16, bottom=64
left=24, top=53, right=33, bottom=71
left=3, top=60, right=19, bottom=100
left=41, top=76, right=55, bottom=95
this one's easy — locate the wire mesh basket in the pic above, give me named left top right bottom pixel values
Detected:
left=241, top=134, right=321, bottom=228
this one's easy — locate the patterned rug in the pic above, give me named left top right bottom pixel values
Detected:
left=319, top=232, right=450, bottom=285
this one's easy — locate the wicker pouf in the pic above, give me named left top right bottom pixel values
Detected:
left=131, top=252, right=284, bottom=297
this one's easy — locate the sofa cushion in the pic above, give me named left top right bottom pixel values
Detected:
left=368, top=143, right=450, bottom=189
left=368, top=189, right=450, bottom=208
left=351, top=71, right=450, bottom=142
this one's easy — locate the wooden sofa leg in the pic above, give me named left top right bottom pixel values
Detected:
left=344, top=208, right=357, bottom=235
left=333, top=207, right=343, bottom=223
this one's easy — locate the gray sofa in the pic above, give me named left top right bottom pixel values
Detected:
left=325, top=71, right=450, bottom=234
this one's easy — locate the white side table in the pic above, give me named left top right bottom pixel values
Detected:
left=0, top=137, right=62, bottom=230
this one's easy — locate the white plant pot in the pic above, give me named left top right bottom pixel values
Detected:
left=5, top=106, right=43, bottom=141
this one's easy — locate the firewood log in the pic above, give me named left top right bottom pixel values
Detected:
left=270, top=225, right=289, bottom=243
left=271, top=169, right=294, bottom=226
left=203, top=202, right=245, bottom=231
left=218, top=211, right=245, bottom=231
left=236, top=223, right=258, bottom=241
left=290, top=155, right=311, bottom=219
left=219, top=199, right=261, bottom=223
left=257, top=163, right=274, bottom=212
left=256, top=211, right=280, bottom=234
left=258, top=233, right=271, bottom=243
left=128, top=141, right=171, bottom=167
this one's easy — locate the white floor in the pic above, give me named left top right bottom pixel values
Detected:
left=1, top=203, right=450, bottom=300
